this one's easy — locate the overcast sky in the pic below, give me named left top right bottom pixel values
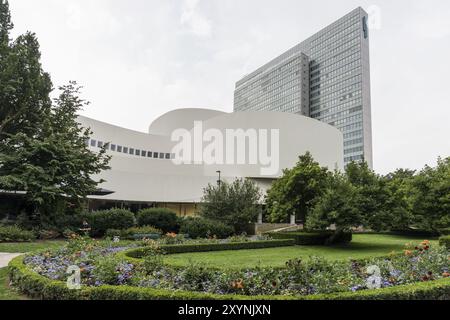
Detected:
left=8, top=0, right=450, bottom=174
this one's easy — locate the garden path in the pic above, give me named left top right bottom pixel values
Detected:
left=0, top=253, right=22, bottom=268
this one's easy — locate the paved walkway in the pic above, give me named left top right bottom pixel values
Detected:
left=0, top=253, right=22, bottom=268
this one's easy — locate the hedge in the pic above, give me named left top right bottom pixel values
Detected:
left=84, top=209, right=135, bottom=237
left=125, top=240, right=296, bottom=257
left=179, top=217, right=234, bottom=239
left=268, top=231, right=352, bottom=245
left=8, top=256, right=450, bottom=300
left=439, top=235, right=450, bottom=249
left=0, top=225, right=36, bottom=242
left=136, top=208, right=180, bottom=233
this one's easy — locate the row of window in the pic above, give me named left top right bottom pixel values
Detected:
left=311, top=27, right=361, bottom=60
left=338, top=121, right=363, bottom=133
left=310, top=50, right=361, bottom=84
left=310, top=43, right=360, bottom=76
left=311, top=84, right=361, bottom=113
left=344, top=137, right=363, bottom=147
left=344, top=154, right=364, bottom=163
left=311, top=13, right=360, bottom=48
left=329, top=113, right=363, bottom=127
left=343, top=129, right=363, bottom=140
left=310, top=59, right=361, bottom=90
left=310, top=75, right=362, bottom=106
left=311, top=94, right=362, bottom=118
left=344, top=146, right=364, bottom=155
left=89, top=139, right=175, bottom=160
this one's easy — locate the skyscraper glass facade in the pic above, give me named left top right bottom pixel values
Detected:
left=234, top=7, right=373, bottom=168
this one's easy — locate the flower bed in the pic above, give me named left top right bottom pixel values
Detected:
left=8, top=238, right=450, bottom=300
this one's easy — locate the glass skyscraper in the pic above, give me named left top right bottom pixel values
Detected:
left=234, top=7, right=373, bottom=168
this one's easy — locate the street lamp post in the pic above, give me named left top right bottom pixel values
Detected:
left=216, top=170, right=221, bottom=188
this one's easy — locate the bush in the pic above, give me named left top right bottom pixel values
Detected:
left=136, top=208, right=180, bottom=233
left=179, top=217, right=234, bottom=239
left=105, top=226, right=162, bottom=240
left=268, top=231, right=352, bottom=245
left=85, top=209, right=135, bottom=237
left=439, top=235, right=450, bottom=249
left=8, top=256, right=450, bottom=300
left=38, top=229, right=61, bottom=240
left=125, top=240, right=295, bottom=257
left=438, top=228, right=450, bottom=236
left=0, top=225, right=36, bottom=242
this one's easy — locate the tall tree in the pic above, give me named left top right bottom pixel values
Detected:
left=0, top=10, right=52, bottom=140
left=265, top=152, right=330, bottom=223
left=345, top=161, right=391, bottom=231
left=0, top=83, right=110, bottom=226
left=306, top=170, right=360, bottom=242
left=200, top=178, right=261, bottom=233
left=409, top=157, right=450, bottom=232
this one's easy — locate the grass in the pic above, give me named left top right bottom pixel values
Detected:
left=163, top=234, right=439, bottom=269
left=0, top=240, right=67, bottom=300
left=0, top=240, right=66, bottom=253
left=0, top=267, right=25, bottom=300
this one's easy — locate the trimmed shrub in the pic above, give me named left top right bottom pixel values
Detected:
left=38, top=229, right=61, bottom=240
left=439, top=235, right=450, bottom=249
left=136, top=208, right=180, bottom=233
left=268, top=231, right=352, bottom=245
left=125, top=240, right=295, bottom=257
left=0, top=225, right=36, bottom=242
left=85, top=209, right=135, bottom=237
left=179, top=217, right=234, bottom=239
left=8, top=256, right=450, bottom=300
left=105, top=226, right=162, bottom=240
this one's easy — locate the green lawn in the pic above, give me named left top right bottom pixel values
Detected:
left=0, top=240, right=66, bottom=253
left=0, top=268, right=25, bottom=300
left=163, top=234, right=438, bottom=269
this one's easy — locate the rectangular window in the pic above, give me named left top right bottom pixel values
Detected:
left=111, top=144, right=116, bottom=151
left=104, top=143, right=109, bottom=150
left=123, top=147, right=128, bottom=154
left=90, top=139, right=96, bottom=147
left=97, top=141, right=103, bottom=148
left=117, top=145, right=123, bottom=153
left=165, top=153, right=171, bottom=159
left=147, top=151, right=152, bottom=158
left=135, top=149, right=140, bottom=156
left=141, top=150, right=147, bottom=157
left=129, top=148, right=134, bottom=155
left=159, top=153, right=165, bottom=159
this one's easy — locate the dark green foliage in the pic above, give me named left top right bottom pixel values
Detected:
left=265, top=152, right=331, bottom=223
left=199, top=178, right=261, bottom=233
left=136, top=208, right=180, bottom=233
left=439, top=235, right=450, bottom=249
left=0, top=225, right=35, bottom=242
left=409, top=157, right=450, bottom=232
left=85, top=209, right=135, bottom=237
left=105, top=226, right=162, bottom=240
left=125, top=240, right=295, bottom=257
left=179, top=217, right=234, bottom=239
left=8, top=256, right=450, bottom=300
left=268, top=231, right=352, bottom=246
left=0, top=2, right=110, bottom=228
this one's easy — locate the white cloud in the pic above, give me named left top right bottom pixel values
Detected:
left=180, top=0, right=212, bottom=37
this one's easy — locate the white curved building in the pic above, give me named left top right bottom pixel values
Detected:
left=78, top=108, right=343, bottom=216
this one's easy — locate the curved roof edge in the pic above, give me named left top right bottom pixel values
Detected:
left=148, top=108, right=228, bottom=136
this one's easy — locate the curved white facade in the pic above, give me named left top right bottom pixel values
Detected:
left=78, top=108, right=343, bottom=213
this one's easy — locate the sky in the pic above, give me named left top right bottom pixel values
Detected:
left=8, top=0, right=450, bottom=174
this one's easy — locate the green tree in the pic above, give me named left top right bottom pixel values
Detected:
left=0, top=83, right=110, bottom=227
left=345, top=161, right=391, bottom=232
left=265, top=152, right=330, bottom=223
left=0, top=0, right=52, bottom=140
left=409, top=157, right=450, bottom=232
left=306, top=171, right=360, bottom=242
left=383, top=169, right=415, bottom=231
left=199, top=178, right=261, bottom=233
